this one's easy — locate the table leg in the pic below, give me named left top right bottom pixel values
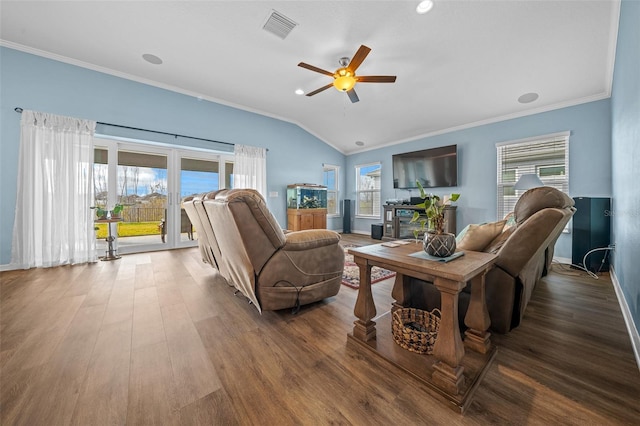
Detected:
left=352, top=258, right=376, bottom=342
left=464, top=269, right=492, bottom=353
left=432, top=276, right=466, bottom=395
left=391, top=273, right=409, bottom=313
left=101, top=222, right=121, bottom=261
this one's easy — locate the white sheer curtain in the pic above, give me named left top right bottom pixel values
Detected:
left=11, top=110, right=97, bottom=268
left=233, top=144, right=267, bottom=196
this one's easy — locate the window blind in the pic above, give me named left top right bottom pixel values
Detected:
left=496, top=132, right=569, bottom=219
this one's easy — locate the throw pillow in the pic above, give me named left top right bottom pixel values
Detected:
left=456, top=220, right=507, bottom=251
left=455, top=224, right=471, bottom=243
left=503, top=212, right=516, bottom=229
left=484, top=225, right=515, bottom=254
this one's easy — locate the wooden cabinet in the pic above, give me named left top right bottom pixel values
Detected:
left=383, top=204, right=456, bottom=239
left=287, top=208, right=327, bottom=231
left=286, top=183, right=327, bottom=231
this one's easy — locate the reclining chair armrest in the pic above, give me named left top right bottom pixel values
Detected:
left=282, top=230, right=341, bottom=251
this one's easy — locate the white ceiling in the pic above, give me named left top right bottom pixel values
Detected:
left=0, top=1, right=620, bottom=154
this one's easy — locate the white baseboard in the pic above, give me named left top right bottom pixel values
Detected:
left=610, top=266, right=640, bottom=371
left=0, top=263, right=19, bottom=272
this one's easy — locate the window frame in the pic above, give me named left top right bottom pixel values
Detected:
left=322, top=164, right=340, bottom=217
left=355, top=162, right=382, bottom=219
left=496, top=131, right=570, bottom=220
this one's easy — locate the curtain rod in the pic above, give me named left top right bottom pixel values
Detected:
left=14, top=107, right=235, bottom=148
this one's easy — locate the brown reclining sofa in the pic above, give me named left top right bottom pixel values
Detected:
left=184, top=189, right=344, bottom=313
left=406, top=186, right=576, bottom=333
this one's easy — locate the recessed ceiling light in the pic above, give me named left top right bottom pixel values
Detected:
left=518, top=92, right=539, bottom=104
left=142, top=53, right=163, bottom=65
left=295, top=88, right=304, bottom=95
left=355, top=141, right=365, bottom=147
left=416, top=0, right=434, bottom=15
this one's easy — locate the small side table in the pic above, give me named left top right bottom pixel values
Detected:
left=95, top=218, right=122, bottom=261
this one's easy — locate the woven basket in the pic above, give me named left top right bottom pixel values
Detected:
left=391, top=307, right=441, bottom=354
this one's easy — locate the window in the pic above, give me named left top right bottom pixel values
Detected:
left=496, top=132, right=569, bottom=219
left=224, top=161, right=234, bottom=189
left=355, top=162, right=381, bottom=218
left=323, top=164, right=339, bottom=216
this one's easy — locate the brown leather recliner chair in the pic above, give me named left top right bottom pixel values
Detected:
left=196, top=189, right=344, bottom=312
left=183, top=194, right=218, bottom=268
left=407, top=186, right=576, bottom=333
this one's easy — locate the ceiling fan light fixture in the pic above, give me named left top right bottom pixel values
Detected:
left=333, top=76, right=356, bottom=92
left=333, top=68, right=356, bottom=92
left=299, top=45, right=395, bottom=101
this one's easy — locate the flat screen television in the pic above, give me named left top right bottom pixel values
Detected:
left=392, top=144, right=458, bottom=189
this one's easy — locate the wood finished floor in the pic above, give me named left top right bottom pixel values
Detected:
left=1, top=233, right=639, bottom=425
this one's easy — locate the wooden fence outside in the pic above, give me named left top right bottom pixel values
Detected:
left=121, top=207, right=165, bottom=223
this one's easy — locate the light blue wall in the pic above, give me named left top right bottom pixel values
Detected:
left=0, top=47, right=345, bottom=265
left=611, top=0, right=640, bottom=332
left=0, top=44, right=619, bottom=270
left=346, top=99, right=612, bottom=260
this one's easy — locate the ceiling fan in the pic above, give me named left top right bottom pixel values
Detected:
left=298, top=45, right=397, bottom=103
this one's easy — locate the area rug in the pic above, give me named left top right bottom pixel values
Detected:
left=341, top=244, right=396, bottom=289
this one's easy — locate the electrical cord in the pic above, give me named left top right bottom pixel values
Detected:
left=552, top=246, right=615, bottom=279
left=274, top=280, right=303, bottom=314
left=595, top=248, right=611, bottom=274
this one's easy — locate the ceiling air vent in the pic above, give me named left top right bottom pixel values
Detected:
left=263, top=10, right=297, bottom=40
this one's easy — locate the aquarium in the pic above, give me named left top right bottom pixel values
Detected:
left=287, top=184, right=327, bottom=209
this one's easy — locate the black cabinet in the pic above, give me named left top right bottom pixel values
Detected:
left=572, top=197, right=611, bottom=272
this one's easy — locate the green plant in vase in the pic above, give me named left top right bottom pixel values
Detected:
left=94, top=206, right=108, bottom=219
left=412, top=218, right=427, bottom=244
left=110, top=204, right=124, bottom=218
left=410, top=181, right=460, bottom=257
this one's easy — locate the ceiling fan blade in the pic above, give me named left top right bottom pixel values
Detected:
left=347, top=88, right=359, bottom=103
left=298, top=62, right=335, bottom=77
left=356, top=75, right=397, bottom=83
left=347, top=45, right=371, bottom=72
left=306, top=83, right=334, bottom=97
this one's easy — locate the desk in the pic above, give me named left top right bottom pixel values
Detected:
left=95, top=218, right=122, bottom=261
left=347, top=241, right=497, bottom=413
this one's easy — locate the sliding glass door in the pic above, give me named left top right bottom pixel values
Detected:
left=118, top=149, right=168, bottom=251
left=93, top=138, right=232, bottom=254
left=177, top=154, right=233, bottom=244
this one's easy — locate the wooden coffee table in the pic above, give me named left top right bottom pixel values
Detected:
left=346, top=241, right=498, bottom=413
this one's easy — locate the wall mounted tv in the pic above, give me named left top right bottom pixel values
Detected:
left=392, top=144, right=458, bottom=189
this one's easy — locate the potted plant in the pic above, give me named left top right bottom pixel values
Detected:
left=93, top=206, right=108, bottom=220
left=410, top=181, right=460, bottom=257
left=110, top=204, right=124, bottom=219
